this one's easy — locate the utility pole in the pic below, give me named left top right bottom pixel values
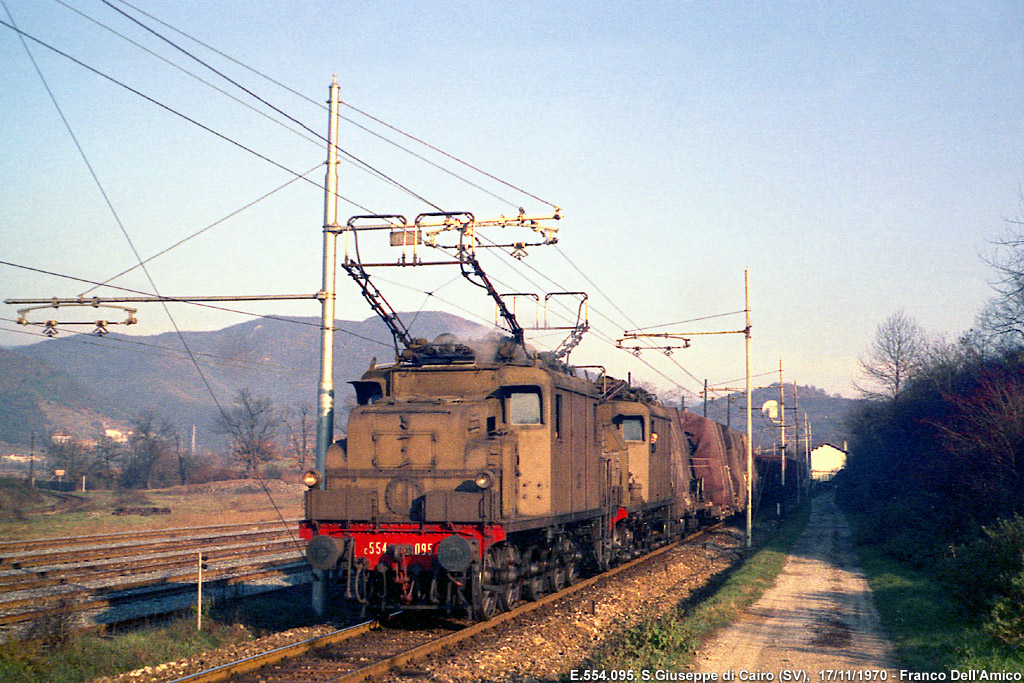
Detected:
left=804, top=412, right=812, bottom=487
left=779, top=359, right=786, bottom=493
left=315, top=76, right=340, bottom=484
left=615, top=270, right=752, bottom=546
left=312, top=77, right=340, bottom=617
left=744, top=269, right=752, bottom=548
left=792, top=380, right=800, bottom=501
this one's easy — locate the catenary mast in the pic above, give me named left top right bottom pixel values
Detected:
left=315, top=77, right=340, bottom=485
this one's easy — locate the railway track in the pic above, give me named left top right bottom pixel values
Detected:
left=0, top=519, right=309, bottom=639
left=168, top=525, right=723, bottom=683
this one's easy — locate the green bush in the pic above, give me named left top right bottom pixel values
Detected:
left=945, top=514, right=1024, bottom=643
left=0, top=480, right=44, bottom=518
left=987, top=568, right=1024, bottom=645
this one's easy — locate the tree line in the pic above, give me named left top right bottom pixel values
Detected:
left=841, top=215, right=1024, bottom=646
left=42, top=390, right=327, bottom=489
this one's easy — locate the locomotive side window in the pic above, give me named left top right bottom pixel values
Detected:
left=619, top=416, right=644, bottom=442
left=506, top=388, right=542, bottom=425
left=351, top=380, right=384, bottom=405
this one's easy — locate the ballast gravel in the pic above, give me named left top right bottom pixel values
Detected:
left=90, top=527, right=745, bottom=683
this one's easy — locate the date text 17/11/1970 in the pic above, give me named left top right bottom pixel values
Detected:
left=567, top=671, right=811, bottom=682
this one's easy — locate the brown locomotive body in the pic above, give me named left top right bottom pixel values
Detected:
left=300, top=341, right=750, bottom=619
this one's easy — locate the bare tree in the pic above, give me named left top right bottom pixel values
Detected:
left=857, top=309, right=924, bottom=400
left=976, top=199, right=1024, bottom=348
left=46, top=436, right=91, bottom=483
left=281, top=402, right=313, bottom=469
left=214, top=389, right=280, bottom=476
left=124, top=412, right=176, bottom=489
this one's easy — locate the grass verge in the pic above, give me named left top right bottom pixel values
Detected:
left=581, top=502, right=812, bottom=674
left=854, top=538, right=1024, bottom=672
left=0, top=587, right=323, bottom=683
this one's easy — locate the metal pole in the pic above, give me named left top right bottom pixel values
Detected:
left=197, top=551, right=203, bottom=631
left=312, top=76, right=340, bottom=617
left=792, top=381, right=800, bottom=501
left=744, top=269, right=753, bottom=549
left=315, top=76, right=340, bottom=483
left=779, top=359, right=786, bottom=491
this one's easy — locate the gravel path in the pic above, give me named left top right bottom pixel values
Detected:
left=694, top=493, right=898, bottom=678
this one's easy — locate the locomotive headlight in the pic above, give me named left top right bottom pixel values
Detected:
left=302, top=469, right=322, bottom=488
left=474, top=470, right=495, bottom=490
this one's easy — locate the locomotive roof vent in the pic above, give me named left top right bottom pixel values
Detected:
left=400, top=333, right=476, bottom=366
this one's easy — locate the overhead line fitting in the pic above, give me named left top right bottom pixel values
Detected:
left=5, top=293, right=318, bottom=336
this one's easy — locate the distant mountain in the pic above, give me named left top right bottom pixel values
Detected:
left=3, top=312, right=491, bottom=448
left=0, top=347, right=125, bottom=446
left=1, top=314, right=859, bottom=453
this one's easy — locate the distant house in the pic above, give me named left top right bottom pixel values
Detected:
left=104, top=428, right=129, bottom=443
left=810, top=443, right=847, bottom=481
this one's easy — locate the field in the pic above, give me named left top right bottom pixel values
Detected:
left=0, top=479, right=305, bottom=540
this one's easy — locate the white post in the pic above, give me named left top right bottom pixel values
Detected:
left=197, top=551, right=203, bottom=630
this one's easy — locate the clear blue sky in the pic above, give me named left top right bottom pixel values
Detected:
left=2, top=0, right=1022, bottom=398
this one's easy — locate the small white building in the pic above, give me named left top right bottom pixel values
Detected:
left=810, top=443, right=847, bottom=481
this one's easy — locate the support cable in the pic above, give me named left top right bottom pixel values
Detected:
left=78, top=164, right=321, bottom=297
left=0, top=18, right=378, bottom=216
left=100, top=0, right=444, bottom=212
left=109, top=0, right=557, bottom=211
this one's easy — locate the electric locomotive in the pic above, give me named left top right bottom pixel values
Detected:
left=299, top=337, right=749, bottom=619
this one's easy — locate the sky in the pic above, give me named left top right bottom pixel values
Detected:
left=1, top=0, right=1022, bottom=400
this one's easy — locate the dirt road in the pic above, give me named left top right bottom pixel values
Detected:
left=695, top=492, right=899, bottom=678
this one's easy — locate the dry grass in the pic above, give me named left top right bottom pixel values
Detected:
left=0, top=480, right=304, bottom=539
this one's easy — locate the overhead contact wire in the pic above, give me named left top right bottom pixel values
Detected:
left=100, top=0, right=444, bottom=212
left=0, top=18, right=379, bottom=217
left=78, top=164, right=322, bottom=297
left=111, top=0, right=554, bottom=211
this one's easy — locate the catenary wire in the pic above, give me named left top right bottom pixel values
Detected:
left=99, top=0, right=444, bottom=213
left=78, top=164, right=322, bottom=297
left=0, top=259, right=395, bottom=350
left=109, top=0, right=555, bottom=211
left=0, top=18, right=382, bottom=217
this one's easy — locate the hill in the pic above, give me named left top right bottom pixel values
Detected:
left=1, top=313, right=859, bottom=453
left=3, top=311, right=491, bottom=449
left=0, top=347, right=125, bottom=447
left=695, top=383, right=857, bottom=450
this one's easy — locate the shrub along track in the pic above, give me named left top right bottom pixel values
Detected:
left=102, top=524, right=744, bottom=683
left=0, top=520, right=308, bottom=640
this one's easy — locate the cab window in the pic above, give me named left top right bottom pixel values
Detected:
left=506, top=388, right=542, bottom=425
left=619, top=416, right=644, bottom=442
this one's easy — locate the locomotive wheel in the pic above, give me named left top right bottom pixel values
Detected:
left=565, top=562, right=579, bottom=586
left=474, top=583, right=500, bottom=621
left=499, top=545, right=522, bottom=611
left=522, top=548, right=545, bottom=601
left=472, top=548, right=501, bottom=621
left=549, top=564, right=567, bottom=592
